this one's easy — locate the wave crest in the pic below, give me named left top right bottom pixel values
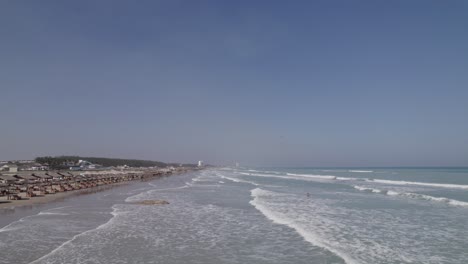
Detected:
left=353, top=185, right=468, bottom=207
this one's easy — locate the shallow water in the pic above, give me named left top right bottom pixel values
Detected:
left=1, top=168, right=467, bottom=264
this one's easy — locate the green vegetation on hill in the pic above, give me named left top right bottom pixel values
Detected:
left=35, top=156, right=169, bottom=169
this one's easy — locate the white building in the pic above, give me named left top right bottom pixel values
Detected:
left=198, top=161, right=204, bottom=167
left=1, top=164, right=18, bottom=173
left=9, top=165, right=18, bottom=173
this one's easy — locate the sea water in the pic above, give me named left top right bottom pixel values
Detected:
left=1, top=168, right=468, bottom=264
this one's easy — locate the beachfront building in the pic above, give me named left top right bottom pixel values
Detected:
left=198, top=161, right=204, bottom=167
left=1, top=164, right=18, bottom=173
left=86, top=164, right=102, bottom=170
left=23, top=163, right=49, bottom=171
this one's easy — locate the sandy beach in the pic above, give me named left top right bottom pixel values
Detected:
left=0, top=182, right=129, bottom=210
left=0, top=168, right=196, bottom=210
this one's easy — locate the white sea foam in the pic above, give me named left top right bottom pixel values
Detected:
left=29, top=206, right=120, bottom=264
left=336, top=177, right=361, bottom=181
left=238, top=172, right=350, bottom=187
left=221, top=175, right=240, bottom=182
left=240, top=172, right=318, bottom=182
left=286, top=173, right=337, bottom=180
left=0, top=223, right=22, bottom=233
left=368, top=179, right=468, bottom=190
left=399, top=192, right=468, bottom=207
left=250, top=188, right=358, bottom=264
left=238, top=172, right=338, bottom=183
left=219, top=175, right=260, bottom=186
left=0, top=206, right=72, bottom=233
left=353, top=185, right=468, bottom=207
left=38, top=212, right=70, bottom=216
left=353, top=186, right=383, bottom=193
left=247, top=169, right=282, bottom=174
left=248, top=187, right=456, bottom=263
left=240, top=170, right=468, bottom=193
left=125, top=184, right=189, bottom=203
left=386, top=190, right=399, bottom=196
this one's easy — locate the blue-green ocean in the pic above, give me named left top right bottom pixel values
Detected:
left=1, top=167, right=468, bottom=264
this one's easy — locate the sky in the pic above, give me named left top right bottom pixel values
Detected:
left=1, top=0, right=467, bottom=167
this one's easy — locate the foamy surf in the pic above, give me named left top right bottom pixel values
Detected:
left=250, top=188, right=357, bottom=264
left=367, top=179, right=468, bottom=190
left=353, top=185, right=383, bottom=193
left=247, top=169, right=282, bottom=174
left=286, top=173, right=337, bottom=180
left=28, top=205, right=122, bottom=264
left=353, top=185, right=468, bottom=207
left=238, top=172, right=338, bottom=183
left=240, top=171, right=468, bottom=192
left=219, top=175, right=260, bottom=186
left=38, top=212, right=70, bottom=216
left=0, top=206, right=72, bottom=232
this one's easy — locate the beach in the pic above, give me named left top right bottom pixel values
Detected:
left=0, top=168, right=193, bottom=210
left=1, top=167, right=468, bottom=264
left=0, top=182, right=127, bottom=209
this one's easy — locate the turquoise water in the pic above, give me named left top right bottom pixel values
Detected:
left=1, top=168, right=467, bottom=264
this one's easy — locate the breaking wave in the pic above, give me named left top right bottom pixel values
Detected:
left=367, top=179, right=468, bottom=190
left=250, top=188, right=356, bottom=264
left=353, top=186, right=383, bottom=193
left=238, top=172, right=339, bottom=183
left=219, top=175, right=259, bottom=186
left=353, top=185, right=468, bottom=207
left=286, top=173, right=337, bottom=180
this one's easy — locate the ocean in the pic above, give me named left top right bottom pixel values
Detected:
left=1, top=167, right=468, bottom=264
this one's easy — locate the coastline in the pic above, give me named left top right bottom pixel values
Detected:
left=0, top=181, right=129, bottom=210
left=0, top=168, right=197, bottom=210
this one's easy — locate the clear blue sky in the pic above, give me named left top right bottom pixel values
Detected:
left=1, top=0, right=467, bottom=167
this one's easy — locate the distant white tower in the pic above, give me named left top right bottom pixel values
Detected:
left=198, top=161, right=204, bottom=167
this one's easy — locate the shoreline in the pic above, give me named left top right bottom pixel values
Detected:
left=0, top=168, right=197, bottom=210
left=0, top=181, right=130, bottom=210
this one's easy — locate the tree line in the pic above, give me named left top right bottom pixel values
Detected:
left=35, top=156, right=171, bottom=169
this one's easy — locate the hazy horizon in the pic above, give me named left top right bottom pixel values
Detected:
left=1, top=0, right=467, bottom=167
